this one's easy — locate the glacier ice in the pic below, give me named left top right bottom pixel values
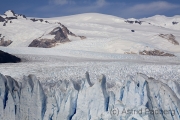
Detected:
left=0, top=72, right=180, bottom=120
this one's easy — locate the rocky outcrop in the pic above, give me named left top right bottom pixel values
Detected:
left=79, top=36, right=86, bottom=40
left=57, top=22, right=86, bottom=40
left=0, top=35, right=12, bottom=46
left=29, top=25, right=86, bottom=48
left=28, top=39, right=57, bottom=48
left=172, top=22, right=178, bottom=25
left=0, top=10, right=86, bottom=48
left=125, top=20, right=143, bottom=25
left=0, top=16, right=5, bottom=22
left=0, top=72, right=180, bottom=120
left=4, top=10, right=16, bottom=17
left=49, top=27, right=69, bottom=41
left=0, top=38, right=12, bottom=46
left=139, top=49, right=175, bottom=57
left=159, top=34, right=179, bottom=45
left=0, top=50, right=21, bottom=63
left=30, top=18, right=44, bottom=22
left=29, top=27, right=70, bottom=48
left=1, top=10, right=26, bottom=22
left=4, top=10, right=17, bottom=20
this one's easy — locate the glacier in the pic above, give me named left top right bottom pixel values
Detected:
left=0, top=72, right=180, bottom=120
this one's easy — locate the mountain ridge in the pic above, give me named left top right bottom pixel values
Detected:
left=0, top=10, right=180, bottom=57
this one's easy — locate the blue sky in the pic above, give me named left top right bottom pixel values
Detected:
left=0, top=0, right=180, bottom=18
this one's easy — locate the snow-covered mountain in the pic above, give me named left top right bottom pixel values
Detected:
left=0, top=10, right=180, bottom=56
left=1, top=10, right=180, bottom=120
left=0, top=10, right=85, bottom=48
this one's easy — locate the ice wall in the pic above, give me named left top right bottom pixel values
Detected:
left=0, top=72, right=180, bottom=120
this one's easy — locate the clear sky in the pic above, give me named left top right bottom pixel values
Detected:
left=0, top=0, right=180, bottom=18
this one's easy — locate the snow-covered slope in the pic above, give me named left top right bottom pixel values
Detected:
left=0, top=10, right=180, bottom=56
left=0, top=10, right=180, bottom=120
left=0, top=10, right=85, bottom=48
left=45, top=13, right=180, bottom=55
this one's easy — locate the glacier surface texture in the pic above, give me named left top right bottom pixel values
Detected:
left=0, top=72, right=180, bottom=120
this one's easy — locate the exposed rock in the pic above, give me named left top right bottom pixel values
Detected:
left=139, top=49, right=175, bottom=57
left=28, top=39, right=57, bottom=48
left=0, top=50, right=21, bottom=63
left=125, top=20, right=142, bottom=25
left=18, top=14, right=26, bottom=18
left=5, top=17, right=17, bottom=20
left=135, top=20, right=142, bottom=25
left=61, top=25, right=76, bottom=37
left=79, top=36, right=86, bottom=40
left=49, top=27, right=69, bottom=41
left=131, top=30, right=135, bottom=32
left=172, top=21, right=178, bottom=25
left=125, top=20, right=134, bottom=24
left=159, top=34, right=179, bottom=45
left=57, top=22, right=86, bottom=40
left=28, top=21, right=85, bottom=48
left=0, top=39, right=13, bottom=46
left=30, top=18, right=44, bottom=22
left=0, top=16, right=5, bottom=22
left=4, top=10, right=26, bottom=20
left=4, top=10, right=16, bottom=17
left=29, top=27, right=71, bottom=48
left=4, top=10, right=17, bottom=20
left=30, top=18, right=39, bottom=22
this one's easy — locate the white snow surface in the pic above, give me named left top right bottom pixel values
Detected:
left=0, top=12, right=180, bottom=54
left=4, top=10, right=16, bottom=17
left=0, top=11, right=180, bottom=120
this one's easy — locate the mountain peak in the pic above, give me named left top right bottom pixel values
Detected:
left=4, top=10, right=16, bottom=17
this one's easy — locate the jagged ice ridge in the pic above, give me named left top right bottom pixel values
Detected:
left=0, top=72, right=180, bottom=120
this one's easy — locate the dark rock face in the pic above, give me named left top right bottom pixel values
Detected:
left=5, top=10, right=16, bottom=16
left=0, top=50, right=21, bottom=63
left=4, top=10, right=17, bottom=20
left=139, top=50, right=175, bottom=57
left=125, top=20, right=134, bottom=24
left=49, top=27, right=69, bottom=41
left=131, top=30, right=135, bottom=32
left=0, top=39, right=13, bottom=46
left=0, top=16, right=5, bottom=22
left=30, top=18, right=38, bottom=22
left=45, top=21, right=49, bottom=23
left=29, top=27, right=70, bottom=48
left=29, top=22, right=86, bottom=48
left=5, top=17, right=17, bottom=20
left=18, top=14, right=26, bottom=18
left=159, top=34, right=179, bottom=45
left=125, top=20, right=142, bottom=25
left=61, top=25, right=76, bottom=37
left=30, top=18, right=44, bottom=22
left=29, top=27, right=71, bottom=48
left=79, top=36, right=86, bottom=40
left=172, top=22, right=178, bottom=25
left=57, top=22, right=86, bottom=40
left=135, top=20, right=142, bottom=25
left=29, top=39, right=57, bottom=48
